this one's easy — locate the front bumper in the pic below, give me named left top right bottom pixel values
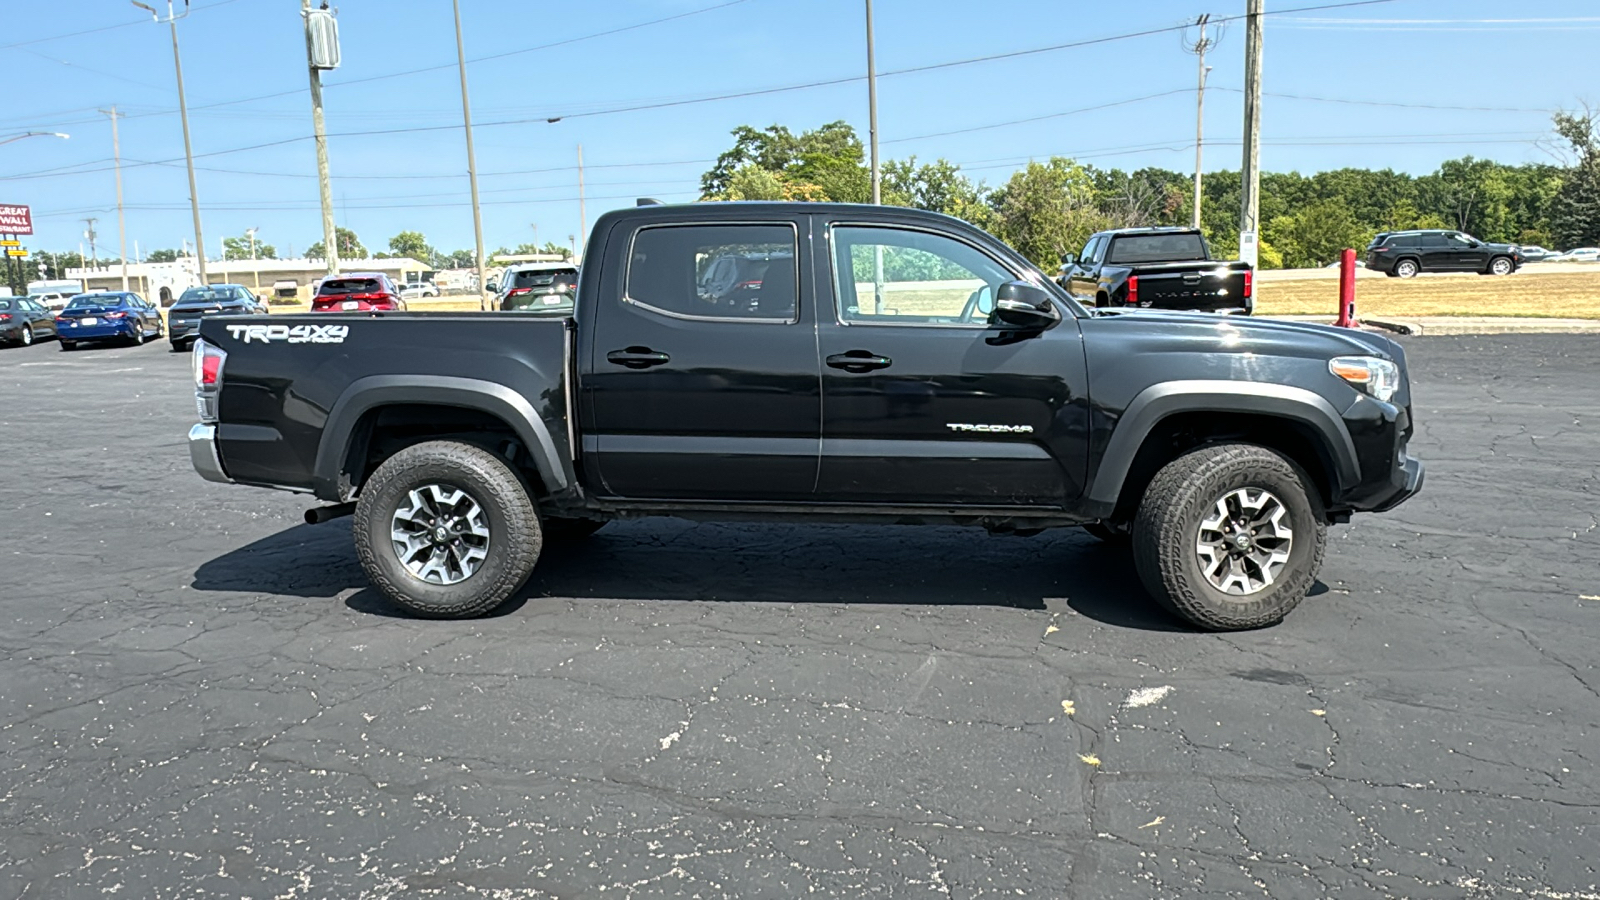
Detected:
left=188, top=424, right=233, bottom=484
left=1371, top=455, right=1425, bottom=512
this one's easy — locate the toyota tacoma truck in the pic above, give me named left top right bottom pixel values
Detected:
left=1059, top=226, right=1253, bottom=314
left=186, top=202, right=1421, bottom=630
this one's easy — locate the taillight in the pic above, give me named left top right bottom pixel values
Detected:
left=104, top=311, right=127, bottom=319
left=192, top=338, right=227, bottom=423
left=1242, top=269, right=1253, bottom=299
left=0, top=314, right=10, bottom=322
left=1126, top=275, right=1139, bottom=306
left=506, top=287, right=533, bottom=298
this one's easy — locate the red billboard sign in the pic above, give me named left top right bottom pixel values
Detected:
left=0, top=205, right=34, bottom=235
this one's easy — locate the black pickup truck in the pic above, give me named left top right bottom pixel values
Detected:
left=187, top=202, right=1421, bottom=630
left=1060, top=226, right=1253, bottom=314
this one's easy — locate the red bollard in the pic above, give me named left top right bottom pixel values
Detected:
left=1333, top=247, right=1360, bottom=328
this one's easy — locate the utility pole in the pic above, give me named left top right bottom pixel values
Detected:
left=451, top=0, right=487, bottom=310
left=302, top=0, right=341, bottom=277
left=134, top=0, right=207, bottom=283
left=865, top=0, right=881, bottom=205
left=83, top=218, right=99, bottom=270
left=585, top=143, right=592, bottom=261
left=1183, top=14, right=1217, bottom=230
left=1239, top=0, right=1264, bottom=268
left=101, top=106, right=129, bottom=291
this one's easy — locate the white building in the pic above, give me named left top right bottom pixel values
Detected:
left=68, top=257, right=429, bottom=305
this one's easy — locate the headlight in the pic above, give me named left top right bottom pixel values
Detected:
left=1329, top=356, right=1399, bottom=403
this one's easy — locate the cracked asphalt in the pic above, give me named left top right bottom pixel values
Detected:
left=1, top=334, right=1596, bottom=899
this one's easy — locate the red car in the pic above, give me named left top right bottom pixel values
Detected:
left=310, top=273, right=407, bottom=313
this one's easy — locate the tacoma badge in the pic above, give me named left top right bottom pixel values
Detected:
left=947, top=423, right=1034, bottom=433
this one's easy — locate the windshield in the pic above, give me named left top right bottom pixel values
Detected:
left=67, top=295, right=121, bottom=309
left=1107, top=233, right=1208, bottom=264
left=319, top=278, right=382, bottom=295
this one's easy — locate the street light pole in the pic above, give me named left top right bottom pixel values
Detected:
left=0, top=131, right=71, bottom=147
left=100, top=107, right=129, bottom=291
left=134, top=0, right=206, bottom=284
left=451, top=0, right=488, bottom=310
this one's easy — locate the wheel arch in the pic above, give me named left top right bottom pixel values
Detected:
left=1086, top=381, right=1359, bottom=521
left=313, top=375, right=569, bottom=502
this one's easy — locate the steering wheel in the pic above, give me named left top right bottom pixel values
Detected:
left=958, top=286, right=995, bottom=324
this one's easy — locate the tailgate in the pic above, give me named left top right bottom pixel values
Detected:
left=1135, top=263, right=1249, bottom=309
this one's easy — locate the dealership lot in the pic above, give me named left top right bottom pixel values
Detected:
left=0, top=336, right=1595, bottom=898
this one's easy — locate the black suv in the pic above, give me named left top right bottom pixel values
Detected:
left=1365, top=230, right=1522, bottom=278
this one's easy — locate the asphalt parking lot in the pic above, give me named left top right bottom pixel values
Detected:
left=1, top=334, right=1596, bottom=899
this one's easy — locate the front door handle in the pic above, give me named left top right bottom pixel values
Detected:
left=606, top=347, right=671, bottom=369
left=826, top=350, right=893, bottom=373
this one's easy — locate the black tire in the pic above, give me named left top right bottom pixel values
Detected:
left=170, top=340, right=189, bottom=353
left=541, top=516, right=607, bottom=541
left=59, top=340, right=75, bottom=352
left=1131, top=443, right=1327, bottom=631
left=1487, top=256, right=1514, bottom=276
left=1082, top=521, right=1130, bottom=544
left=19, top=325, right=33, bottom=347
left=353, top=440, right=542, bottom=618
left=1394, top=258, right=1420, bottom=278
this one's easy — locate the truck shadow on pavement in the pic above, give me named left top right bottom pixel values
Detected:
left=192, top=519, right=1218, bottom=632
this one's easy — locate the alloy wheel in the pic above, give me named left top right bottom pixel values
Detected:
left=389, top=483, right=491, bottom=585
left=1195, top=487, right=1294, bottom=596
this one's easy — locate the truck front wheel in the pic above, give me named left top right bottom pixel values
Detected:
left=1131, top=443, right=1326, bottom=630
left=353, top=440, right=542, bottom=618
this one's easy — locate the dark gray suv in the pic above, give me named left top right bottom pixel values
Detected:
left=1365, top=230, right=1522, bottom=278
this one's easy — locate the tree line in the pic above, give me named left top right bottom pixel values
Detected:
left=701, top=113, right=1600, bottom=270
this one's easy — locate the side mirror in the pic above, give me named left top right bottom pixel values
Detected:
left=992, top=281, right=1061, bottom=329
left=1061, top=253, right=1077, bottom=267
left=486, top=281, right=499, bottom=293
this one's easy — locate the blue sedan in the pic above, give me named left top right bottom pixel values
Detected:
left=55, top=293, right=165, bottom=351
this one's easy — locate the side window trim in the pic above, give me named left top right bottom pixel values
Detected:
left=825, top=221, right=1027, bottom=330
left=622, top=220, right=800, bottom=325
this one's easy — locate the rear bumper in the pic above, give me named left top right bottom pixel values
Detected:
left=188, top=424, right=233, bottom=484
left=58, top=321, right=136, bottom=340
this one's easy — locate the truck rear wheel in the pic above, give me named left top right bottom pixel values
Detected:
left=1131, top=443, right=1326, bottom=630
left=353, top=440, right=542, bottom=618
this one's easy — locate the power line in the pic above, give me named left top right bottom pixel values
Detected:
left=0, top=0, right=242, bottom=51
left=883, top=89, right=1195, bottom=145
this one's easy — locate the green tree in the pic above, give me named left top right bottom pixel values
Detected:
left=386, top=230, right=434, bottom=265
left=1551, top=110, right=1600, bottom=248
left=222, top=232, right=277, bottom=261
left=702, top=121, right=868, bottom=202
left=1264, top=199, right=1370, bottom=268
left=989, top=158, right=1110, bottom=269
left=306, top=227, right=366, bottom=260
left=145, top=248, right=180, bottom=263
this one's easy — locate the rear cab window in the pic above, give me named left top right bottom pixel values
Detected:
left=1107, top=233, right=1209, bottom=264
left=319, top=278, right=383, bottom=295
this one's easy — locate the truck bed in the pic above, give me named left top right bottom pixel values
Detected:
left=201, top=313, right=573, bottom=498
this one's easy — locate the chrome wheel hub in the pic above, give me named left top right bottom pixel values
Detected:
left=390, top=483, right=490, bottom=585
left=1196, top=487, right=1294, bottom=596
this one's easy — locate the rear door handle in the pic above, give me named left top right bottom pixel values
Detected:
left=606, top=347, right=671, bottom=369
left=825, top=350, right=893, bottom=373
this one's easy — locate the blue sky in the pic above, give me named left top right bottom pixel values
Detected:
left=1, top=0, right=1592, bottom=258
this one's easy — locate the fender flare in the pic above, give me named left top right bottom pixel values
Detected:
left=312, top=374, right=567, bottom=501
left=1085, top=380, right=1360, bottom=507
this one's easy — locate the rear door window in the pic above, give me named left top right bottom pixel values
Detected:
left=625, top=224, right=798, bottom=322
